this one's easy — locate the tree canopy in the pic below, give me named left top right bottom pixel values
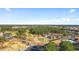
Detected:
left=43, top=41, right=58, bottom=51
left=59, top=41, right=75, bottom=51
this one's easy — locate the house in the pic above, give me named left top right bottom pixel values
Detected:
left=43, top=33, right=63, bottom=40
left=51, top=33, right=63, bottom=39
left=3, top=31, right=13, bottom=39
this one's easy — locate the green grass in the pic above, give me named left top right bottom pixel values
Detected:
left=38, top=38, right=44, bottom=42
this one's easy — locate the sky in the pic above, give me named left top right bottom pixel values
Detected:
left=0, top=8, right=79, bottom=25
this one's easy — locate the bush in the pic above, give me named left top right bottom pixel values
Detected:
left=43, top=42, right=58, bottom=51
left=60, top=41, right=75, bottom=51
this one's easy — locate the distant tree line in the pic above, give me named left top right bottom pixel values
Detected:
left=29, top=26, right=67, bottom=35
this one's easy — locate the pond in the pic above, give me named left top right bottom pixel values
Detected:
left=25, top=46, right=44, bottom=51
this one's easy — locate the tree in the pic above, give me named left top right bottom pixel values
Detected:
left=62, top=31, right=68, bottom=36
left=16, top=28, right=26, bottom=37
left=29, top=26, right=64, bottom=35
left=60, top=41, right=75, bottom=51
left=43, top=42, right=58, bottom=51
left=16, top=28, right=27, bottom=42
left=0, top=36, right=7, bottom=42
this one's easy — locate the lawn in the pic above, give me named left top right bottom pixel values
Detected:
left=38, top=38, right=44, bottom=42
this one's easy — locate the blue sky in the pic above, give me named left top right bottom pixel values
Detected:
left=0, top=8, right=79, bottom=25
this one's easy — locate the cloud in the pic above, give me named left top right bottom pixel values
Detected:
left=55, top=20, right=61, bottom=22
left=69, top=9, right=76, bottom=14
left=76, top=18, right=79, bottom=21
left=15, top=18, right=79, bottom=25
left=50, top=18, right=71, bottom=23
left=16, top=20, right=51, bottom=24
left=61, top=18, right=71, bottom=22
left=0, top=17, right=79, bottom=25
left=5, top=8, right=11, bottom=12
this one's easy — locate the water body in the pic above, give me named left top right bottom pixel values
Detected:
left=25, top=46, right=44, bottom=51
